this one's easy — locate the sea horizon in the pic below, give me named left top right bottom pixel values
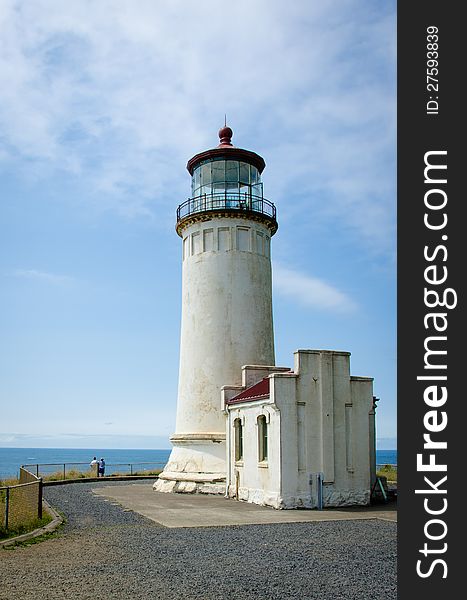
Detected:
left=0, top=447, right=172, bottom=479
left=0, top=446, right=397, bottom=480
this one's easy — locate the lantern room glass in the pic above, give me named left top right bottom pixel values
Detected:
left=192, top=159, right=262, bottom=205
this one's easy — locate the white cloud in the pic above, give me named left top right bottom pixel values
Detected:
left=273, top=263, right=356, bottom=313
left=0, top=0, right=395, bottom=248
left=0, top=432, right=171, bottom=449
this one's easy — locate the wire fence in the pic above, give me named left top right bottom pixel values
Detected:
left=1, top=460, right=166, bottom=533
left=1, top=467, right=42, bottom=531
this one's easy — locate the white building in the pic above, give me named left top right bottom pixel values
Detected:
left=154, top=127, right=376, bottom=508
left=223, top=352, right=376, bottom=509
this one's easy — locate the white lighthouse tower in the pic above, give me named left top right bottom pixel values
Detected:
left=155, top=126, right=278, bottom=493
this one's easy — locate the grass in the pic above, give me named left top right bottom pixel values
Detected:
left=0, top=477, right=20, bottom=487
left=44, top=468, right=162, bottom=480
left=1, top=483, right=54, bottom=542
left=1, top=468, right=163, bottom=487
left=1, top=470, right=98, bottom=484
left=0, top=513, right=53, bottom=541
left=44, top=468, right=97, bottom=481
left=43, top=469, right=162, bottom=481
left=376, top=464, right=397, bottom=483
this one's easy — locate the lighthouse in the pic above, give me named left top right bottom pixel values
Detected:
left=155, top=126, right=278, bottom=493
left=154, top=126, right=377, bottom=509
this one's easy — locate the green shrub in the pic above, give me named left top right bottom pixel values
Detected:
left=376, top=464, right=397, bottom=483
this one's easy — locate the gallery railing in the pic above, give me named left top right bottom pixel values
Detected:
left=177, top=192, right=276, bottom=223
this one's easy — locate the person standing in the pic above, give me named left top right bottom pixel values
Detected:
left=90, top=456, right=98, bottom=476
left=98, top=457, right=106, bottom=477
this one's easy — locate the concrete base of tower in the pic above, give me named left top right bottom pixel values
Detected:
left=153, top=432, right=227, bottom=495
left=154, top=476, right=226, bottom=495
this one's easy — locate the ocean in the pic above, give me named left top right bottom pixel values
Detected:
left=0, top=447, right=171, bottom=480
left=0, top=447, right=397, bottom=480
left=376, top=449, right=397, bottom=466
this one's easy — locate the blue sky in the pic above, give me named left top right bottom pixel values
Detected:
left=0, top=0, right=396, bottom=450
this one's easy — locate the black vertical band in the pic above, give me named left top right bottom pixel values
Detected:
left=398, top=3, right=463, bottom=596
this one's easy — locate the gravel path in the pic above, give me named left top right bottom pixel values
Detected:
left=0, top=481, right=397, bottom=599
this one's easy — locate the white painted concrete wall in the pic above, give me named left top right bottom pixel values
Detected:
left=228, top=401, right=282, bottom=507
left=176, top=217, right=275, bottom=435
left=225, top=350, right=375, bottom=509
left=223, top=364, right=290, bottom=506
left=157, top=215, right=276, bottom=489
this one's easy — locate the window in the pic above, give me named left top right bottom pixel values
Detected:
left=191, top=159, right=262, bottom=202
left=199, top=163, right=212, bottom=197
left=234, top=418, right=243, bottom=462
left=250, top=165, right=259, bottom=185
left=200, top=163, right=212, bottom=186
left=193, top=166, right=201, bottom=195
left=211, top=161, right=225, bottom=185
left=225, top=161, right=238, bottom=183
left=258, top=415, right=268, bottom=462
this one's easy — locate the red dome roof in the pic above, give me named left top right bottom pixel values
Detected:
left=186, top=125, right=265, bottom=175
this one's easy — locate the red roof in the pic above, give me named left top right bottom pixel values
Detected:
left=186, top=126, right=266, bottom=175
left=227, top=377, right=270, bottom=405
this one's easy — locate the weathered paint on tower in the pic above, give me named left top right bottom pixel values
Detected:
left=155, top=127, right=278, bottom=493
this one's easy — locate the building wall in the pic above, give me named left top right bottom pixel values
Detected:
left=176, top=216, right=275, bottom=437
left=223, top=364, right=289, bottom=507
left=226, top=350, right=374, bottom=509
left=227, top=401, right=282, bottom=508
left=158, top=216, right=276, bottom=485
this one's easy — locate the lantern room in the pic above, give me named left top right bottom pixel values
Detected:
left=176, top=126, right=277, bottom=236
left=190, top=158, right=262, bottom=202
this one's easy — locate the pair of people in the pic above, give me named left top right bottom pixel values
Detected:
left=90, top=456, right=105, bottom=477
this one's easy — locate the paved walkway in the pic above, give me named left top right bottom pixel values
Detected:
left=92, top=482, right=397, bottom=528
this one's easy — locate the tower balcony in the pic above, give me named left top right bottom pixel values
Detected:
left=176, top=192, right=278, bottom=236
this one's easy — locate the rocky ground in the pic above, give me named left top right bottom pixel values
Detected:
left=0, top=480, right=397, bottom=599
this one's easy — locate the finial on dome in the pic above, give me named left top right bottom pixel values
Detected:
left=218, top=123, right=233, bottom=147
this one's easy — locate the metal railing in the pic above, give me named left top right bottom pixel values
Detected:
left=376, top=464, right=397, bottom=470
left=177, top=192, right=277, bottom=223
left=20, top=461, right=166, bottom=480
